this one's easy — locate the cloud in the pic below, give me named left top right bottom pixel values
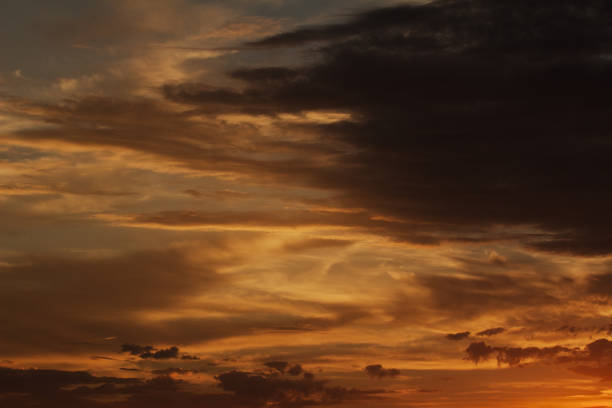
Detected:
left=476, top=328, right=505, bottom=337
left=264, top=361, right=289, bottom=373
left=0, top=247, right=229, bottom=354
left=263, top=361, right=304, bottom=376
left=0, top=366, right=137, bottom=408
left=281, top=238, right=355, bottom=253
left=122, top=344, right=155, bottom=356
left=217, top=369, right=376, bottom=407
left=161, top=0, right=612, bottom=255
left=587, top=270, right=612, bottom=297
left=0, top=364, right=380, bottom=408
left=412, top=271, right=560, bottom=319
left=6, top=0, right=612, bottom=254
left=463, top=339, right=612, bottom=367
left=0, top=366, right=136, bottom=395
left=121, top=344, right=180, bottom=360
left=446, top=332, right=470, bottom=341
left=247, top=0, right=612, bottom=53
left=364, top=364, right=400, bottom=378
left=150, top=367, right=196, bottom=376
left=11, top=0, right=612, bottom=255
left=464, top=342, right=496, bottom=365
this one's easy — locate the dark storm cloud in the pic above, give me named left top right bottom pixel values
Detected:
left=164, top=0, right=612, bottom=255
left=12, top=0, right=612, bottom=255
left=247, top=0, right=612, bottom=51
left=5, top=0, right=612, bottom=254
left=446, top=332, right=470, bottom=341
left=364, top=364, right=400, bottom=378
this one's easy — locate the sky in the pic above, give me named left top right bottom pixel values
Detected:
left=2, top=0, right=612, bottom=407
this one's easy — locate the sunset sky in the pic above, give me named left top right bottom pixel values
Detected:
left=2, top=0, right=612, bottom=407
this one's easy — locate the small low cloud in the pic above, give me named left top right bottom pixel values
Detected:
left=121, top=344, right=179, bottom=360
left=365, top=364, right=400, bottom=378
left=446, top=331, right=470, bottom=341
left=264, top=361, right=303, bottom=376
left=477, top=327, right=505, bottom=337
left=465, top=341, right=579, bottom=366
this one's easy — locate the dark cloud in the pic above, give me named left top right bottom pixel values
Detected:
left=120, top=344, right=188, bottom=360
left=217, top=370, right=376, bottom=407
left=264, top=361, right=303, bottom=376
left=464, top=340, right=595, bottom=367
left=12, top=0, right=612, bottom=254
left=247, top=0, right=612, bottom=52
left=365, top=364, right=400, bottom=378
left=464, top=342, right=495, bottom=365
left=287, top=364, right=304, bottom=376
left=585, top=339, right=612, bottom=360
left=150, top=367, right=196, bottom=376
left=413, top=271, right=560, bottom=319
left=496, top=345, right=574, bottom=366
left=446, top=332, right=470, bottom=341
left=569, top=340, right=612, bottom=382
left=148, top=346, right=180, bottom=360
left=264, top=361, right=289, bottom=373
left=0, top=366, right=137, bottom=408
left=476, top=328, right=505, bottom=337
left=0, top=365, right=379, bottom=408
left=0, top=366, right=136, bottom=395
left=163, top=0, right=612, bottom=255
left=122, top=344, right=155, bottom=357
